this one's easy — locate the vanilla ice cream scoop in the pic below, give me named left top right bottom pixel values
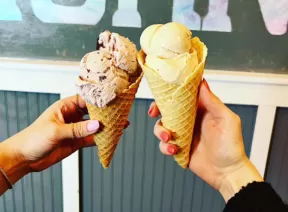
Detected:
left=140, top=22, right=192, bottom=59
left=145, top=51, right=198, bottom=84
left=140, top=22, right=199, bottom=85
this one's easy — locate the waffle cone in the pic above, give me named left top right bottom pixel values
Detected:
left=86, top=70, right=143, bottom=169
left=137, top=37, right=208, bottom=169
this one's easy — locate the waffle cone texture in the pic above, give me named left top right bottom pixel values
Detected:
left=137, top=37, right=208, bottom=169
left=86, top=69, right=143, bottom=169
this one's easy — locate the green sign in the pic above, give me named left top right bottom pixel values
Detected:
left=0, top=0, right=287, bottom=73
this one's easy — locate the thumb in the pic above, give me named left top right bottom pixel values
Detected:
left=199, top=79, right=227, bottom=118
left=60, top=120, right=100, bottom=140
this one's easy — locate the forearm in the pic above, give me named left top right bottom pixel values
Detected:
left=0, top=132, right=30, bottom=196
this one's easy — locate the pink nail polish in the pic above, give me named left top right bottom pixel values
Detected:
left=168, top=146, right=175, bottom=154
left=160, top=132, right=169, bottom=142
left=87, top=120, right=99, bottom=132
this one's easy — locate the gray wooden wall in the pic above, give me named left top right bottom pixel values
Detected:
left=81, top=99, right=258, bottom=212
left=0, top=91, right=62, bottom=212
left=265, top=107, right=288, bottom=204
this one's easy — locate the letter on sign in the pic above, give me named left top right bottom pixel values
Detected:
left=31, top=0, right=105, bottom=25
left=112, top=0, right=141, bottom=27
left=258, top=0, right=288, bottom=35
left=172, top=0, right=201, bottom=30
left=202, top=0, right=232, bottom=32
left=0, top=0, right=22, bottom=21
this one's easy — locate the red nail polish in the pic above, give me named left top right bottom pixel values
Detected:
left=203, top=78, right=210, bottom=91
left=148, top=107, right=154, bottom=116
left=160, top=132, right=169, bottom=142
left=124, top=121, right=130, bottom=129
left=168, top=146, right=175, bottom=154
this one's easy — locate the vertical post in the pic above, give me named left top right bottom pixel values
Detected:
left=60, top=93, right=80, bottom=212
left=0, top=0, right=22, bottom=21
left=202, top=0, right=232, bottom=32
left=172, top=0, right=201, bottom=30
left=250, top=105, right=277, bottom=178
left=112, top=0, right=141, bottom=27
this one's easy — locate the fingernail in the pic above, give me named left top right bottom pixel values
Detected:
left=87, top=120, right=100, bottom=132
left=124, top=121, right=130, bottom=129
left=160, top=132, right=169, bottom=142
left=168, top=146, right=176, bottom=154
left=203, top=78, right=210, bottom=91
left=148, top=107, right=154, bottom=116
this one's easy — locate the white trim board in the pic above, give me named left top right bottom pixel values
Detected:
left=1, top=60, right=288, bottom=106
left=250, top=106, right=277, bottom=177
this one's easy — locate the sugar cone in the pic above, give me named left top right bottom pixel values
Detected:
left=86, top=70, right=143, bottom=169
left=137, top=37, right=208, bottom=169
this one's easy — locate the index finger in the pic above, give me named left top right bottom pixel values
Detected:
left=66, top=94, right=87, bottom=109
left=57, top=95, right=88, bottom=123
left=63, top=94, right=88, bottom=114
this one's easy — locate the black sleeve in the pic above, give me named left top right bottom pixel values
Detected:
left=223, top=181, right=288, bottom=212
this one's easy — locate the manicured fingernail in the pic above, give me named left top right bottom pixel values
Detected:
left=160, top=132, right=169, bottom=142
left=124, top=121, right=130, bottom=129
left=203, top=78, right=210, bottom=91
left=168, top=146, right=176, bottom=154
left=148, top=107, right=154, bottom=116
left=87, top=120, right=100, bottom=132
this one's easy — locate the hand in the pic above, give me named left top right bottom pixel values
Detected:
left=149, top=79, right=263, bottom=201
left=9, top=95, right=100, bottom=172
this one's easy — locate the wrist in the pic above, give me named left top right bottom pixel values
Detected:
left=219, top=158, right=264, bottom=202
left=0, top=133, right=30, bottom=185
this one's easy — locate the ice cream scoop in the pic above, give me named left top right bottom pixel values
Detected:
left=145, top=51, right=198, bottom=84
left=77, top=50, right=130, bottom=108
left=99, top=30, right=138, bottom=75
left=76, top=30, right=138, bottom=108
left=140, top=22, right=192, bottom=59
left=140, top=22, right=198, bottom=85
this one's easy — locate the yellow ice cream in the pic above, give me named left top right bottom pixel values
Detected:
left=140, top=22, right=199, bottom=85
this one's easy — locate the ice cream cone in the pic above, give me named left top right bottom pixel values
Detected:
left=87, top=70, right=143, bottom=169
left=137, top=37, right=208, bottom=169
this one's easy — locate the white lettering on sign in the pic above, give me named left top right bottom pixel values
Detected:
left=172, top=0, right=201, bottom=30
left=112, top=0, right=141, bottom=27
left=172, top=0, right=287, bottom=34
left=202, top=0, right=232, bottom=32
left=0, top=0, right=286, bottom=34
left=0, top=0, right=22, bottom=21
left=258, top=0, right=288, bottom=35
left=30, top=0, right=105, bottom=25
